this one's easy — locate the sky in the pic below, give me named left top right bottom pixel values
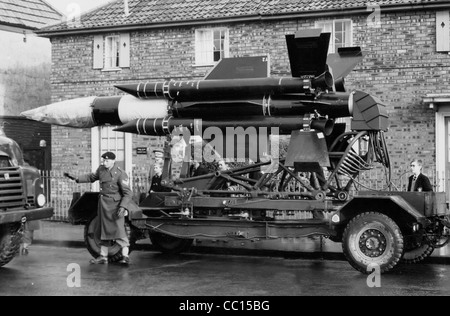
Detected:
left=44, top=0, right=114, bottom=16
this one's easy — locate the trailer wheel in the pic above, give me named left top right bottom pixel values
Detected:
left=84, top=216, right=135, bottom=262
left=401, top=244, right=434, bottom=264
left=150, top=232, right=193, bottom=254
left=0, top=224, right=22, bottom=267
left=342, top=212, right=404, bottom=274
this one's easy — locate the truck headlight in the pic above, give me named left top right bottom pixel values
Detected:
left=36, top=194, right=46, bottom=207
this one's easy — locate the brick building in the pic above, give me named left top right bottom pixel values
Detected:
left=0, top=0, right=62, bottom=170
left=36, top=0, right=450, bottom=198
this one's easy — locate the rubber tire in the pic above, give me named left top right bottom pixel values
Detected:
left=401, top=244, right=435, bottom=264
left=0, top=224, right=22, bottom=268
left=150, top=232, right=193, bottom=254
left=342, top=212, right=404, bottom=274
left=84, top=216, right=135, bottom=262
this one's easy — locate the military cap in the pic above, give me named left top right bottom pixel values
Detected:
left=101, top=152, right=116, bottom=160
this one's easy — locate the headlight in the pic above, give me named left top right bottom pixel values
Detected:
left=36, top=194, right=46, bottom=207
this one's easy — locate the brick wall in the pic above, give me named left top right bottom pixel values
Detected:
left=49, top=9, right=450, bottom=180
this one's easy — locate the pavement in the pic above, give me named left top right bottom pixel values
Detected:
left=32, top=220, right=450, bottom=265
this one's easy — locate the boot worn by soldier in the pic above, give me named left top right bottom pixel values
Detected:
left=90, top=245, right=109, bottom=264
left=119, top=256, right=130, bottom=265
left=119, top=246, right=130, bottom=265
left=90, top=256, right=108, bottom=265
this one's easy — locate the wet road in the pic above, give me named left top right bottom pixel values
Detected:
left=1, top=245, right=450, bottom=296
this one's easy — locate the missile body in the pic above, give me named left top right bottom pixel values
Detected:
left=114, top=116, right=309, bottom=136
left=172, top=92, right=352, bottom=119
left=115, top=73, right=334, bottom=102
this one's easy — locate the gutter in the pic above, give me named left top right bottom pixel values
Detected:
left=36, top=1, right=450, bottom=37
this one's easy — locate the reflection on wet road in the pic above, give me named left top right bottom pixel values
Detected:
left=0, top=245, right=449, bottom=296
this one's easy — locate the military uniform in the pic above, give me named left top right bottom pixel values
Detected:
left=78, top=163, right=132, bottom=246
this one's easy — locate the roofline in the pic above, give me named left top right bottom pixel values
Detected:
left=0, top=22, right=38, bottom=33
left=36, top=1, right=450, bottom=37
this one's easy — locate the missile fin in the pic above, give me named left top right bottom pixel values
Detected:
left=204, top=56, right=270, bottom=80
left=286, top=29, right=330, bottom=78
left=327, top=47, right=364, bottom=92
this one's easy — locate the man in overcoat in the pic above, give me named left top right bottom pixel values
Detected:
left=408, top=159, right=433, bottom=192
left=68, top=152, right=133, bottom=265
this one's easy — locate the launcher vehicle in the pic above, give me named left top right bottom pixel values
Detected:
left=25, top=29, right=450, bottom=274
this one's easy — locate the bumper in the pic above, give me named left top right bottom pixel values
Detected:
left=0, top=207, right=54, bottom=224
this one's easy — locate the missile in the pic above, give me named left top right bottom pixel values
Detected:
left=172, top=92, right=352, bottom=119
left=113, top=116, right=317, bottom=136
left=21, top=90, right=352, bottom=129
left=115, top=72, right=334, bottom=102
left=21, top=95, right=169, bottom=128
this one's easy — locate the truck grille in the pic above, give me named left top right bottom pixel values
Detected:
left=0, top=167, right=25, bottom=210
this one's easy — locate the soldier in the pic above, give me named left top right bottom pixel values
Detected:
left=65, top=152, right=133, bottom=265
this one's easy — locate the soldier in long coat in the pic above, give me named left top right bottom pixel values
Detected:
left=72, top=152, right=133, bottom=265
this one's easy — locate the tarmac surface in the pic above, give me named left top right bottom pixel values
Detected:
left=1, top=221, right=446, bottom=296
left=33, top=221, right=450, bottom=264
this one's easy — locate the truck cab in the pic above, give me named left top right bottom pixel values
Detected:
left=0, top=135, right=53, bottom=267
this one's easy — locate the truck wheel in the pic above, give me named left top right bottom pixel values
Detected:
left=84, top=216, right=135, bottom=262
left=0, top=224, right=22, bottom=268
left=150, top=232, right=193, bottom=254
left=342, top=212, right=404, bottom=274
left=401, top=244, right=434, bottom=264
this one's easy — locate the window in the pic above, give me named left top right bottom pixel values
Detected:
left=105, top=36, right=120, bottom=69
left=99, top=126, right=126, bottom=170
left=195, top=28, right=229, bottom=66
left=93, top=33, right=130, bottom=70
left=315, top=20, right=352, bottom=54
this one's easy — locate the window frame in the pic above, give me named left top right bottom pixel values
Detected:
left=104, top=35, right=121, bottom=70
left=315, top=19, right=353, bottom=54
left=93, top=33, right=130, bottom=71
left=195, top=28, right=230, bottom=66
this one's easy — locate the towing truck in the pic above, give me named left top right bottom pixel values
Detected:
left=0, top=133, right=53, bottom=267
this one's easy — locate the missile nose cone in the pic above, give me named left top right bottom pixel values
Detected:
left=20, top=97, right=97, bottom=128
left=21, top=107, right=46, bottom=122
left=114, top=122, right=134, bottom=133
left=115, top=84, right=140, bottom=98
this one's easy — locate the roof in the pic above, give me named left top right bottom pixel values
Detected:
left=37, top=0, right=450, bottom=36
left=0, top=0, right=62, bottom=30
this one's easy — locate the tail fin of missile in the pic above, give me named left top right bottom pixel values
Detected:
left=285, top=29, right=330, bottom=79
left=327, top=47, right=364, bottom=92
left=204, top=56, right=270, bottom=80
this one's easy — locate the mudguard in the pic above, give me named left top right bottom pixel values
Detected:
left=69, top=192, right=144, bottom=224
left=336, top=194, right=429, bottom=231
left=68, top=192, right=99, bottom=225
